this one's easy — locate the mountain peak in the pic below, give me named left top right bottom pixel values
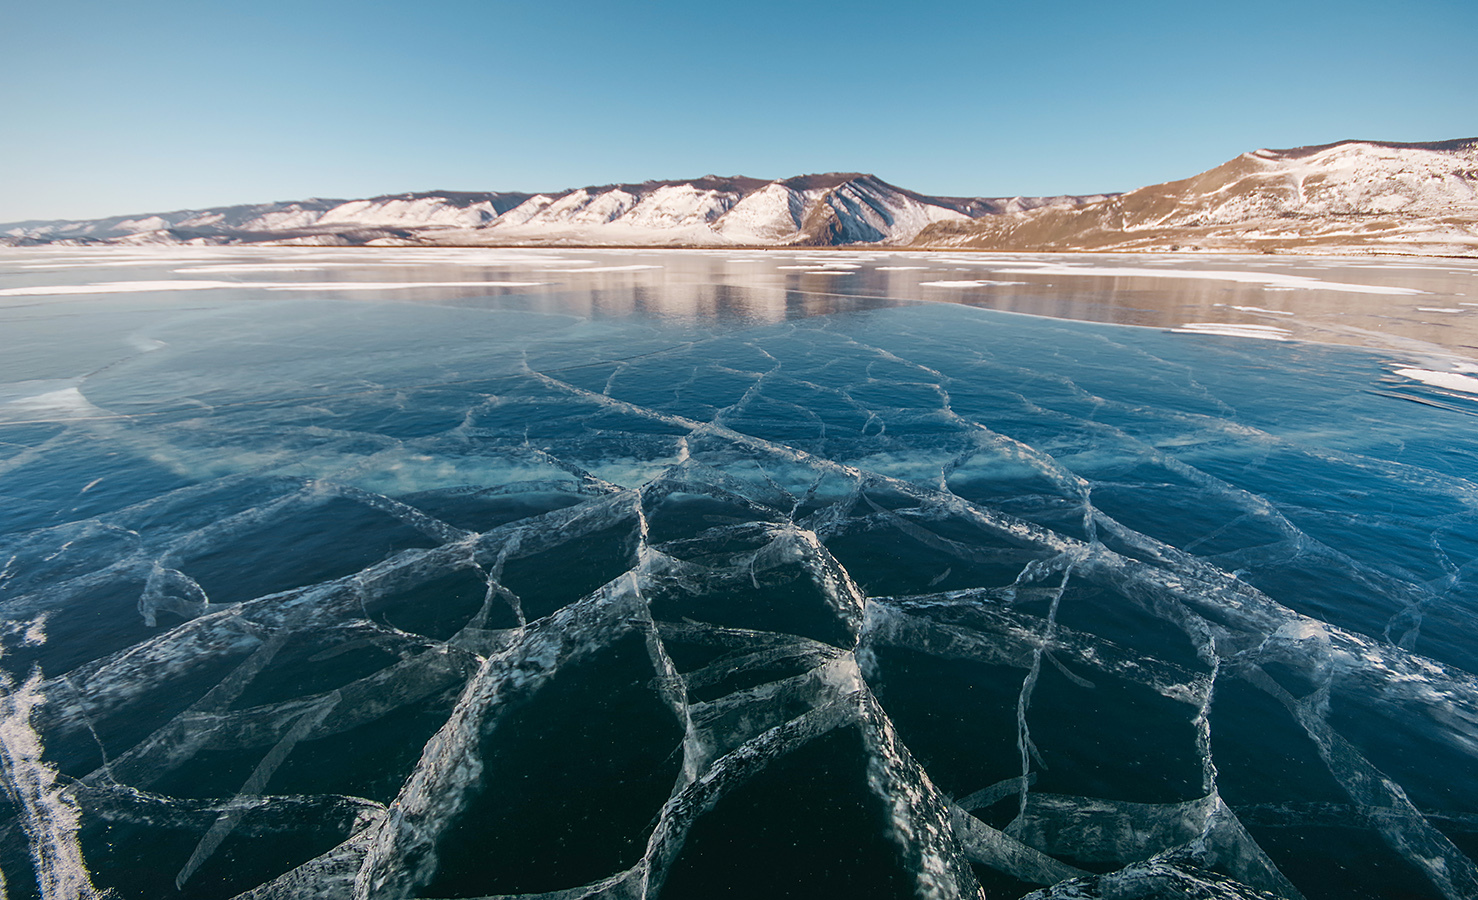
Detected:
left=779, top=172, right=875, bottom=192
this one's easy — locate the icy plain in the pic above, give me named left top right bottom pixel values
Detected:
left=1, top=248, right=1476, bottom=900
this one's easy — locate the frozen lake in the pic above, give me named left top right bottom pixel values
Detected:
left=1, top=247, right=1476, bottom=900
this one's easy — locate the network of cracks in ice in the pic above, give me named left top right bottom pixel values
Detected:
left=3, top=310, right=1478, bottom=900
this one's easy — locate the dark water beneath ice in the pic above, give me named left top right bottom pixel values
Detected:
left=1, top=247, right=1477, bottom=900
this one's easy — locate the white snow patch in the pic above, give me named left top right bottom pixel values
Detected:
left=716, top=184, right=806, bottom=242
left=0, top=383, right=111, bottom=421
left=0, top=280, right=245, bottom=296
left=127, top=336, right=168, bottom=352
left=261, top=281, right=547, bottom=291
left=533, top=265, right=662, bottom=273
left=620, top=185, right=736, bottom=228
left=0, top=672, right=109, bottom=899
left=316, top=197, right=498, bottom=229
left=0, top=280, right=544, bottom=297
left=920, top=280, right=1027, bottom=287
left=1171, top=323, right=1292, bottom=340
left=992, top=265, right=1428, bottom=295
left=20, top=260, right=186, bottom=269
left=1394, top=368, right=1478, bottom=394
left=1217, top=304, right=1296, bottom=316
left=172, top=264, right=352, bottom=273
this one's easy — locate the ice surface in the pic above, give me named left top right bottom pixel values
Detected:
left=0, top=248, right=1475, bottom=899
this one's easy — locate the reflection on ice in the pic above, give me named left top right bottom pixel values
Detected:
left=0, top=248, right=1476, bottom=899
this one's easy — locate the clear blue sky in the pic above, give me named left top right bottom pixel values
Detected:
left=3, top=0, right=1474, bottom=222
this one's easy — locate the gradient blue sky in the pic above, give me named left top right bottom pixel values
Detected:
left=3, top=0, right=1474, bottom=222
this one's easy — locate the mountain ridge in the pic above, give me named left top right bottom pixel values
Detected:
left=0, top=173, right=1115, bottom=250
left=5, top=138, right=1476, bottom=255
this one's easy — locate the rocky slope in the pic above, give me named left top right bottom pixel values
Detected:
left=912, top=138, right=1478, bottom=256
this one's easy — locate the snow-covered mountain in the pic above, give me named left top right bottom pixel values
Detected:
left=914, top=138, right=1478, bottom=256
left=0, top=191, right=536, bottom=248
left=9, top=140, right=1473, bottom=254
left=0, top=176, right=1108, bottom=249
